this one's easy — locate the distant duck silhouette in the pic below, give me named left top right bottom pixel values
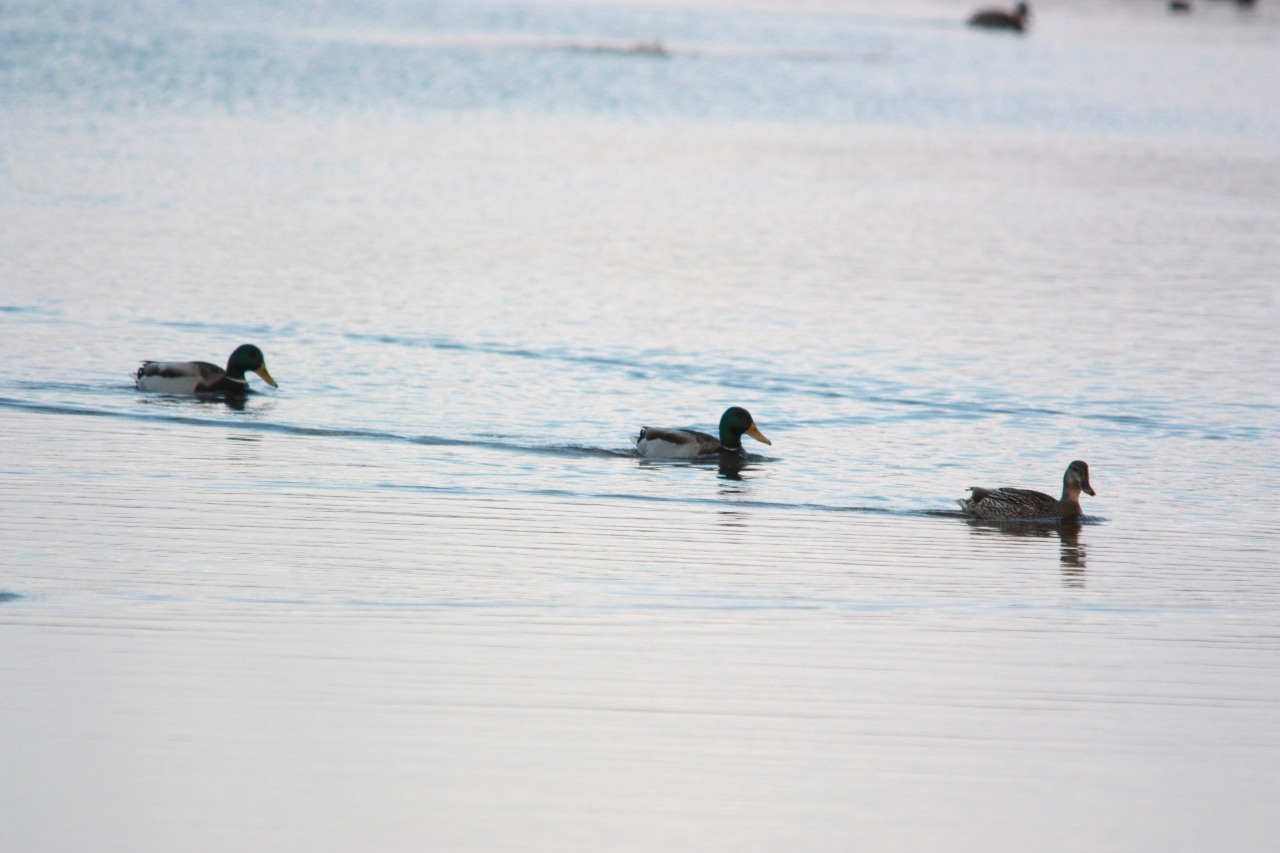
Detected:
left=957, top=460, right=1096, bottom=519
left=967, top=2, right=1031, bottom=32
left=1169, top=1, right=1191, bottom=11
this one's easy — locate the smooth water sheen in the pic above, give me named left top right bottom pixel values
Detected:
left=2, top=1, right=1278, bottom=850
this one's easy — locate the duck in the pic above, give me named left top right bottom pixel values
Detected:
left=967, top=2, right=1031, bottom=31
left=136, top=343, right=278, bottom=397
left=635, top=406, right=771, bottom=459
left=957, top=460, right=1095, bottom=519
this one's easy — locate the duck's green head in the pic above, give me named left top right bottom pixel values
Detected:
left=227, top=344, right=278, bottom=388
left=718, top=406, right=770, bottom=452
left=1065, top=460, right=1095, bottom=496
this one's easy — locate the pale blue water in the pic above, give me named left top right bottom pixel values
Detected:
left=2, top=1, right=1279, bottom=851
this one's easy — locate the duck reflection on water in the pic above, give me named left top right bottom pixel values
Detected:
left=716, top=509, right=751, bottom=533
left=717, top=454, right=751, bottom=482
left=965, top=516, right=1088, bottom=585
left=633, top=447, right=762, bottom=484
left=633, top=454, right=756, bottom=480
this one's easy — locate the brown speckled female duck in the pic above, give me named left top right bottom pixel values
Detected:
left=958, top=460, right=1096, bottom=519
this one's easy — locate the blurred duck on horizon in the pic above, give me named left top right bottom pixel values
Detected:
left=967, top=2, right=1031, bottom=32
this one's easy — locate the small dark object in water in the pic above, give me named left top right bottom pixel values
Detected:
left=1169, top=1, right=1191, bottom=11
left=568, top=39, right=669, bottom=58
left=967, top=2, right=1031, bottom=32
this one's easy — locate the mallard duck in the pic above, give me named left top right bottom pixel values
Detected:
left=967, top=2, right=1030, bottom=31
left=634, top=406, right=771, bottom=458
left=136, top=344, right=277, bottom=397
left=957, top=460, right=1095, bottom=519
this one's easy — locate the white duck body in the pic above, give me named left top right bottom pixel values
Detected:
left=136, top=361, right=239, bottom=394
left=634, top=427, right=721, bottom=458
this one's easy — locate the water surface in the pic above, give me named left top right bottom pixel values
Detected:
left=1, top=1, right=1278, bottom=850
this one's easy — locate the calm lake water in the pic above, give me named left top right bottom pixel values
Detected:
left=2, top=0, right=1278, bottom=850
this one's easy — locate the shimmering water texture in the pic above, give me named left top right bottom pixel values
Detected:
left=1, top=1, right=1278, bottom=851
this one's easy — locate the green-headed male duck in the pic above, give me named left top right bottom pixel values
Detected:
left=136, top=343, right=277, bottom=398
left=634, top=406, right=771, bottom=459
